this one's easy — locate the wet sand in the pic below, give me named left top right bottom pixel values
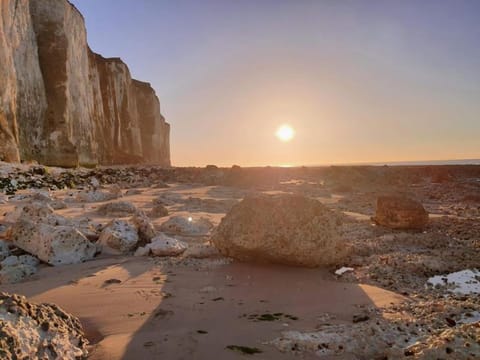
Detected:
left=3, top=256, right=404, bottom=359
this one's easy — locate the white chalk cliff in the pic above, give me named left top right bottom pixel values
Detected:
left=0, top=0, right=170, bottom=167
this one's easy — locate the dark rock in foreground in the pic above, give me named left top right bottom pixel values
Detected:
left=211, top=194, right=348, bottom=267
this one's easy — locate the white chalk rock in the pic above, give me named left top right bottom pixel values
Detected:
left=99, top=220, right=139, bottom=254
left=147, top=234, right=187, bottom=257
left=0, top=255, right=39, bottom=284
left=4, top=202, right=67, bottom=226
left=8, top=220, right=97, bottom=266
left=160, top=216, right=214, bottom=236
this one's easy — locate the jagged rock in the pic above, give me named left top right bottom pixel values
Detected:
left=373, top=195, right=429, bottom=230
left=149, top=204, right=169, bottom=218
left=183, top=243, right=220, bottom=259
left=8, top=221, right=97, bottom=265
left=0, top=0, right=170, bottom=166
left=96, top=201, right=138, bottom=217
left=147, top=234, right=187, bottom=257
left=0, top=292, right=89, bottom=359
left=5, top=203, right=96, bottom=265
left=99, top=220, right=139, bottom=254
left=131, top=213, right=156, bottom=245
left=211, top=194, right=348, bottom=267
left=0, top=255, right=39, bottom=284
left=160, top=216, right=214, bottom=236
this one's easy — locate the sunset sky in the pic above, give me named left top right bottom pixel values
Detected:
left=70, top=0, right=480, bottom=167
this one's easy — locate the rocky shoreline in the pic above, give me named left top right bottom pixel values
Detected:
left=0, top=162, right=479, bottom=359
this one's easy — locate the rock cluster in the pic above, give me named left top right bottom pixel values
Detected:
left=0, top=292, right=89, bottom=359
left=211, top=194, right=348, bottom=267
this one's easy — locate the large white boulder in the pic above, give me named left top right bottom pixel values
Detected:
left=99, top=220, right=139, bottom=254
left=211, top=194, right=348, bottom=267
left=8, top=220, right=97, bottom=266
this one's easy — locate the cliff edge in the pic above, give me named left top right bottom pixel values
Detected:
left=0, top=0, right=170, bottom=167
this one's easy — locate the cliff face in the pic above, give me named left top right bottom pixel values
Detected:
left=0, top=0, right=170, bottom=167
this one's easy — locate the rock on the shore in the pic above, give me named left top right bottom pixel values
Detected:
left=0, top=292, right=89, bottom=359
left=183, top=243, right=220, bottom=259
left=149, top=204, right=169, bottom=218
left=160, top=216, right=214, bottom=236
left=373, top=195, right=429, bottom=230
left=211, top=194, right=347, bottom=267
left=147, top=234, right=187, bottom=257
left=96, top=201, right=138, bottom=217
left=4, top=202, right=67, bottom=226
left=99, top=219, right=139, bottom=254
left=75, top=190, right=118, bottom=203
left=8, top=221, right=97, bottom=265
left=131, top=213, right=157, bottom=245
left=0, top=255, right=39, bottom=284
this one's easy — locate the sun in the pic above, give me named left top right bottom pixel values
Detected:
left=275, top=124, right=295, bottom=142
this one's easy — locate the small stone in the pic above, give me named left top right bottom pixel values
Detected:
left=147, top=234, right=187, bottom=257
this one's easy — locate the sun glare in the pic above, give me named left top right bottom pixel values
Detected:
left=275, top=124, right=295, bottom=142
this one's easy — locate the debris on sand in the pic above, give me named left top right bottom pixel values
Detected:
left=334, top=266, right=354, bottom=275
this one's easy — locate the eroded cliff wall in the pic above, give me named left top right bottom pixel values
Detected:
left=0, top=0, right=170, bottom=167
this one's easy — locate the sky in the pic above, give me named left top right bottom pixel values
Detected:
left=70, top=0, right=480, bottom=167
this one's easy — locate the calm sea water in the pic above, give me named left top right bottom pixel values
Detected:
left=307, top=159, right=480, bottom=167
